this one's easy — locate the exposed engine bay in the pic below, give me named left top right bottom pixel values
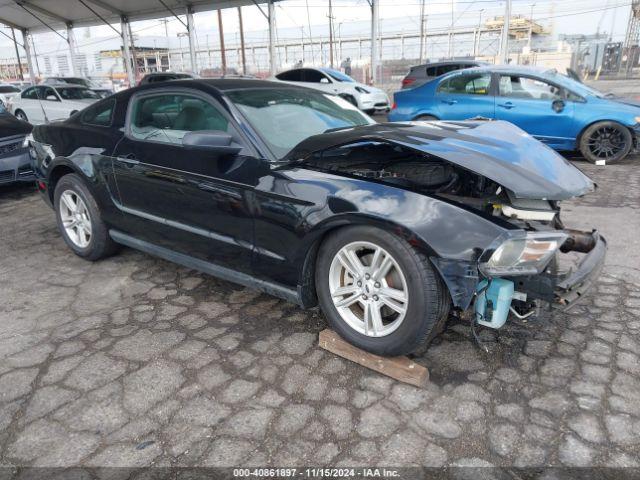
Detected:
left=306, top=140, right=560, bottom=226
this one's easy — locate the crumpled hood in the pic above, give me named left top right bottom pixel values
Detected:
left=0, top=112, right=32, bottom=138
left=285, top=120, right=595, bottom=200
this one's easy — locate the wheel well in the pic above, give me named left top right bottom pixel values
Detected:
left=48, top=165, right=76, bottom=202
left=298, top=222, right=449, bottom=309
left=413, top=113, right=439, bottom=120
left=577, top=119, right=634, bottom=147
left=70, top=110, right=78, bottom=117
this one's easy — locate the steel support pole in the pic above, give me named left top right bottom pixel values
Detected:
left=499, top=0, right=511, bottom=63
left=186, top=6, right=197, bottom=74
left=21, top=29, right=36, bottom=84
left=67, top=23, right=78, bottom=75
left=268, top=0, right=276, bottom=75
left=11, top=28, right=24, bottom=80
left=371, top=0, right=379, bottom=84
left=120, top=16, right=135, bottom=87
left=217, top=9, right=226, bottom=75
left=238, top=7, right=246, bottom=75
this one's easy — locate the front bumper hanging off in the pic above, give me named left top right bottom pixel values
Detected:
left=553, top=231, right=607, bottom=309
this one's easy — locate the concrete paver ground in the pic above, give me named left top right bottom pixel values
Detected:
left=0, top=156, right=639, bottom=470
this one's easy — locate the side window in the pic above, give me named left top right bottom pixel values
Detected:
left=437, top=73, right=491, bottom=95
left=425, top=66, right=436, bottom=77
left=499, top=75, right=562, bottom=100
left=303, top=69, right=329, bottom=83
left=42, top=87, right=58, bottom=101
left=22, top=87, right=38, bottom=99
left=566, top=90, right=584, bottom=103
left=129, top=93, right=230, bottom=145
left=81, top=99, right=115, bottom=127
left=276, top=70, right=302, bottom=81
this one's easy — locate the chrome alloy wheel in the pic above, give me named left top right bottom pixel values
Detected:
left=328, top=241, right=409, bottom=337
left=59, top=189, right=92, bottom=248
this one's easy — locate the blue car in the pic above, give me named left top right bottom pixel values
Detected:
left=389, top=65, right=640, bottom=163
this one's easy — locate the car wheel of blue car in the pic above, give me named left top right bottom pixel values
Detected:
left=579, top=121, right=633, bottom=164
left=315, top=225, right=450, bottom=356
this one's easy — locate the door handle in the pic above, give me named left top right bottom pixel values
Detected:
left=117, top=153, right=139, bottom=166
left=441, top=99, right=458, bottom=105
left=498, top=102, right=515, bottom=109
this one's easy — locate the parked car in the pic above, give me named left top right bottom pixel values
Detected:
left=8, top=85, right=100, bottom=124
left=401, top=59, right=487, bottom=89
left=0, top=103, right=33, bottom=185
left=272, top=67, right=390, bottom=114
left=41, top=77, right=113, bottom=98
left=138, top=72, right=199, bottom=85
left=0, top=83, right=22, bottom=107
left=389, top=65, right=640, bottom=163
left=28, top=79, right=605, bottom=356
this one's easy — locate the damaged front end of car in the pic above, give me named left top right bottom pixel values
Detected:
left=286, top=119, right=606, bottom=328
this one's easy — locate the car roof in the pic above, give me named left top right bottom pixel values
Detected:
left=115, top=78, right=317, bottom=103
left=452, top=64, right=557, bottom=76
left=411, top=59, right=484, bottom=69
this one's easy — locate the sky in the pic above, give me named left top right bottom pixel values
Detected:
left=0, top=0, right=633, bottom=62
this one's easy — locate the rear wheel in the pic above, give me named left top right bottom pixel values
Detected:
left=15, top=109, right=28, bottom=122
left=579, top=121, right=633, bottom=164
left=53, top=173, right=118, bottom=261
left=315, top=226, right=449, bottom=356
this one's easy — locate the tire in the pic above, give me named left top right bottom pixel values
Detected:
left=315, top=225, right=450, bottom=356
left=53, top=173, right=118, bottom=261
left=15, top=109, right=28, bottom=122
left=579, top=121, right=633, bottom=164
left=414, top=114, right=438, bottom=121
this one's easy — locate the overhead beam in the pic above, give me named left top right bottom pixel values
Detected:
left=15, top=1, right=71, bottom=24
left=0, top=16, right=23, bottom=30
left=82, top=0, right=123, bottom=15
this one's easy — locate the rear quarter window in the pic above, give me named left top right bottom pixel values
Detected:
left=81, top=98, right=115, bottom=127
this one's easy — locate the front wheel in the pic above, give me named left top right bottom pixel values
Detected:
left=53, top=173, right=118, bottom=261
left=315, top=226, right=449, bottom=356
left=579, top=121, right=633, bottom=164
left=15, top=109, right=28, bottom=122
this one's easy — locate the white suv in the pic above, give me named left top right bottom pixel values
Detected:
left=272, top=67, right=390, bottom=114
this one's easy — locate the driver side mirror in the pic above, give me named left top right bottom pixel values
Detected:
left=552, top=99, right=565, bottom=113
left=46, top=95, right=59, bottom=101
left=320, top=77, right=330, bottom=84
left=182, top=130, right=242, bottom=154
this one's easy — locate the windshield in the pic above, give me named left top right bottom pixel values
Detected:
left=0, top=86, right=20, bottom=93
left=56, top=87, right=100, bottom=100
left=0, top=103, right=7, bottom=114
left=548, top=71, right=606, bottom=98
left=321, top=68, right=355, bottom=83
left=226, top=87, right=373, bottom=158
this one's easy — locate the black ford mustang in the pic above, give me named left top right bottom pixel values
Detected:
left=28, top=79, right=606, bottom=356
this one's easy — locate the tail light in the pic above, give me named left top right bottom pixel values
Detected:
left=402, top=77, right=415, bottom=87
left=391, top=101, right=397, bottom=110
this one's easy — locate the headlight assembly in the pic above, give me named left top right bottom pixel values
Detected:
left=355, top=86, right=370, bottom=94
left=479, top=232, right=568, bottom=277
left=22, top=132, right=34, bottom=148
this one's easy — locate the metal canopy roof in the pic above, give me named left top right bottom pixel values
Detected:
left=0, top=0, right=264, bottom=32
